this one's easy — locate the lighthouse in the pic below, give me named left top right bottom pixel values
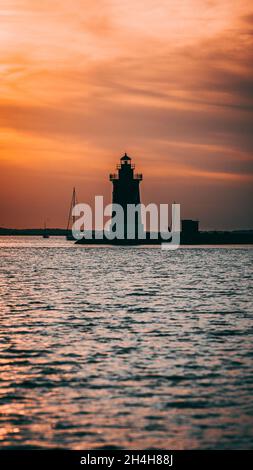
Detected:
left=109, top=153, right=144, bottom=240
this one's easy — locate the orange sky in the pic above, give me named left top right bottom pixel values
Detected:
left=0, top=0, right=253, bottom=229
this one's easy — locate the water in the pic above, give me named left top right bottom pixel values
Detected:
left=0, top=237, right=252, bottom=449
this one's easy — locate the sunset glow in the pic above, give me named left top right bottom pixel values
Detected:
left=0, top=0, right=253, bottom=229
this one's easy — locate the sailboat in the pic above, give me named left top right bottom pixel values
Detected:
left=43, top=221, right=49, bottom=239
left=66, top=187, right=78, bottom=240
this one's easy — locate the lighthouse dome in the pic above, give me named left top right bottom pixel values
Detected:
left=121, top=152, right=131, bottom=161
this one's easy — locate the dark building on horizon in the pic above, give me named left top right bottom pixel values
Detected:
left=181, top=219, right=199, bottom=235
left=109, top=153, right=144, bottom=238
left=181, top=219, right=199, bottom=244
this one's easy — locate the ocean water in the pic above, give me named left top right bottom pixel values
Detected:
left=0, top=236, right=252, bottom=450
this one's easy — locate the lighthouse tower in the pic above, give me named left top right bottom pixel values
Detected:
left=109, top=153, right=143, bottom=240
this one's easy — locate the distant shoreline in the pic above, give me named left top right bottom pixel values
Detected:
left=0, top=228, right=68, bottom=236
left=1, top=228, right=253, bottom=245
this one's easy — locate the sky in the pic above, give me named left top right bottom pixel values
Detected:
left=0, top=0, right=253, bottom=229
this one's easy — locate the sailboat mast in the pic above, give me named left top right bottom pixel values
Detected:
left=66, top=187, right=77, bottom=232
left=72, top=187, right=76, bottom=227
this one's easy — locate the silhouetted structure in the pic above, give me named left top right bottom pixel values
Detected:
left=109, top=153, right=144, bottom=239
left=66, top=187, right=78, bottom=240
left=181, top=219, right=199, bottom=244
left=182, top=219, right=199, bottom=234
left=43, top=221, right=49, bottom=239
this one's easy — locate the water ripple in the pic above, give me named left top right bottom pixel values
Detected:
left=0, top=237, right=252, bottom=449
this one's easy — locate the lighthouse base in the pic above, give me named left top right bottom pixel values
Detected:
left=75, top=231, right=171, bottom=245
